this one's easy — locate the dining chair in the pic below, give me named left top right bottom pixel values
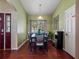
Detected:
left=35, top=34, right=48, bottom=51
left=29, top=33, right=36, bottom=51
left=43, top=33, right=48, bottom=51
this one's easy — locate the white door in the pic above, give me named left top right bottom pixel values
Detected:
left=64, top=5, right=75, bottom=58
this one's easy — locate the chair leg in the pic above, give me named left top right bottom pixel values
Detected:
left=30, top=43, right=32, bottom=51
left=30, top=43, right=36, bottom=52
left=44, top=43, right=48, bottom=51
left=46, top=45, right=48, bottom=51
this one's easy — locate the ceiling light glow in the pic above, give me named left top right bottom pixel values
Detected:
left=38, top=16, right=43, bottom=19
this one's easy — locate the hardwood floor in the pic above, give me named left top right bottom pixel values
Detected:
left=0, top=42, right=74, bottom=59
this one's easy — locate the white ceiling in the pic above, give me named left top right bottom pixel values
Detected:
left=20, top=0, right=61, bottom=15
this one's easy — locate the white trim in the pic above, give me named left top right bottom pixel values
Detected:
left=17, top=40, right=27, bottom=50
left=10, top=40, right=27, bottom=50
left=4, top=13, right=6, bottom=50
left=63, top=48, right=70, bottom=55
left=11, top=48, right=18, bottom=50
left=63, top=48, right=75, bottom=58
left=63, top=48, right=66, bottom=51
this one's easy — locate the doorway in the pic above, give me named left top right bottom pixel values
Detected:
left=0, top=13, right=11, bottom=50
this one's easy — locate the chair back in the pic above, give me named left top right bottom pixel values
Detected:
left=29, top=33, right=36, bottom=43
left=36, top=34, right=44, bottom=42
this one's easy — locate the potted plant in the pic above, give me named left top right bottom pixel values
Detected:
left=48, top=31, right=54, bottom=39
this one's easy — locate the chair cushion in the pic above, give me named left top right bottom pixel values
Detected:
left=36, top=43, right=43, bottom=46
left=31, top=33, right=36, bottom=37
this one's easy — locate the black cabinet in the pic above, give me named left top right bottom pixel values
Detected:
left=55, top=31, right=64, bottom=49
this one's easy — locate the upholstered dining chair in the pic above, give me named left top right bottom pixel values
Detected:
left=35, top=34, right=48, bottom=51
left=43, top=33, right=48, bottom=51
left=29, top=33, right=36, bottom=51
left=29, top=33, right=48, bottom=51
left=36, top=34, right=44, bottom=47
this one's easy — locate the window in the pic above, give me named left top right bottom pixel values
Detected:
left=5, top=14, right=11, bottom=32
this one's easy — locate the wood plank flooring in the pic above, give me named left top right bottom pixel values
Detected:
left=0, top=42, right=74, bottom=59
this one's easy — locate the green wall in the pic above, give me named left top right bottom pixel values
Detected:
left=53, top=0, right=75, bottom=17
left=52, top=0, right=75, bottom=31
left=10, top=0, right=28, bottom=46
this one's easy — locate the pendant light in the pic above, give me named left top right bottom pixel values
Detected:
left=38, top=4, right=43, bottom=19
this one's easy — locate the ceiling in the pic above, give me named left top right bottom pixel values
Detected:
left=20, top=0, right=61, bottom=15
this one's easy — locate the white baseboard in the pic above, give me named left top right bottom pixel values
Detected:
left=63, top=48, right=65, bottom=51
left=11, top=48, right=18, bottom=50
left=63, top=48, right=69, bottom=54
left=5, top=40, right=27, bottom=50
left=63, top=48, right=75, bottom=58
left=17, top=40, right=27, bottom=50
left=11, top=40, right=27, bottom=50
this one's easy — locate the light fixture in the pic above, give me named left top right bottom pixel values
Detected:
left=38, top=4, right=43, bottom=19
left=38, top=16, right=43, bottom=19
